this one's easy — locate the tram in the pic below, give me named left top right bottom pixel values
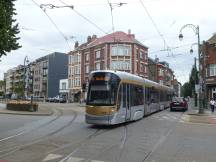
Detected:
left=85, top=70, right=174, bottom=125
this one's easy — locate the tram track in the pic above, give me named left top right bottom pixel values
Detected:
left=0, top=108, right=62, bottom=143
left=0, top=109, right=78, bottom=159
left=56, top=124, right=129, bottom=162
left=142, top=110, right=186, bottom=162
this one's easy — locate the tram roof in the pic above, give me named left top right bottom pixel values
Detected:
left=90, top=70, right=173, bottom=91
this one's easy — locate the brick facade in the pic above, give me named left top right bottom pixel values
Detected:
left=68, top=31, right=148, bottom=102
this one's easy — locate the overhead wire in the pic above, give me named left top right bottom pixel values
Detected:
left=30, top=0, right=72, bottom=50
left=139, top=0, right=168, bottom=50
left=58, top=0, right=108, bottom=34
left=107, top=0, right=115, bottom=34
left=139, top=0, right=193, bottom=82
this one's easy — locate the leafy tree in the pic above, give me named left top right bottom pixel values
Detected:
left=189, top=65, right=199, bottom=93
left=0, top=0, right=21, bottom=58
left=182, top=82, right=192, bottom=98
left=14, top=81, right=24, bottom=98
left=0, top=80, right=5, bottom=96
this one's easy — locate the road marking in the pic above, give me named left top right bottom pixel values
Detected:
left=42, top=153, right=63, bottom=161
left=0, top=131, right=26, bottom=142
left=66, top=157, right=83, bottom=162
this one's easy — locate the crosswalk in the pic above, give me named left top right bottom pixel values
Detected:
left=148, top=111, right=184, bottom=122
left=42, top=154, right=105, bottom=162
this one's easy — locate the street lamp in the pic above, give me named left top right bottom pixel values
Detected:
left=178, top=24, right=205, bottom=114
left=24, top=56, right=29, bottom=98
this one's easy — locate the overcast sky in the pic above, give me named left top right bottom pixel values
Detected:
left=0, top=0, right=215, bottom=84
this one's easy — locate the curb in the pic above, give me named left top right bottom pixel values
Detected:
left=0, top=108, right=54, bottom=116
left=182, top=114, right=216, bottom=124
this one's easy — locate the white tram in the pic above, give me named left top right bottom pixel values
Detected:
left=85, top=70, right=174, bottom=125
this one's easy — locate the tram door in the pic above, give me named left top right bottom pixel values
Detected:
left=122, top=84, right=131, bottom=121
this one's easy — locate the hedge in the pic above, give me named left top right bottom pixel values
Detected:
left=6, top=100, right=38, bottom=112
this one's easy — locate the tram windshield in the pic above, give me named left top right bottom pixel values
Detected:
left=87, top=72, right=120, bottom=106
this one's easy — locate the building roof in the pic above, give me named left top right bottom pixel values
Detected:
left=208, top=34, right=216, bottom=45
left=75, top=31, right=148, bottom=50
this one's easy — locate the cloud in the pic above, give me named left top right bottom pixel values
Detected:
left=1, top=0, right=215, bottom=85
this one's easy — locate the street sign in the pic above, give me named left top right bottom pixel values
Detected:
left=195, top=84, right=200, bottom=93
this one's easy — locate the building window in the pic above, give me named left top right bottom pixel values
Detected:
left=159, top=68, right=163, bottom=76
left=111, top=45, right=130, bottom=56
left=85, top=65, right=89, bottom=73
left=136, top=49, right=139, bottom=59
left=78, top=55, right=80, bottom=62
left=209, top=64, right=216, bottom=76
left=85, top=53, right=89, bottom=61
left=95, top=62, right=100, bottom=70
left=68, top=79, right=71, bottom=88
left=95, top=50, right=100, bottom=59
left=62, top=82, right=66, bottom=90
left=111, top=60, right=130, bottom=70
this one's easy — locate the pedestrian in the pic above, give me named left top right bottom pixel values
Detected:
left=209, top=98, right=215, bottom=113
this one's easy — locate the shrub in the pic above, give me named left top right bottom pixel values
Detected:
left=6, top=100, right=38, bottom=112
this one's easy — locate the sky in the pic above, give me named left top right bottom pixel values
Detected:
left=0, top=0, right=216, bottom=84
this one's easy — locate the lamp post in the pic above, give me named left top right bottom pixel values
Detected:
left=23, top=56, right=29, bottom=98
left=178, top=24, right=204, bottom=114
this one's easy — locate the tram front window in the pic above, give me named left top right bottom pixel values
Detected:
left=87, top=72, right=120, bottom=106
left=87, top=85, right=114, bottom=105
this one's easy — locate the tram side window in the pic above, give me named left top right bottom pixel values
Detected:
left=123, top=84, right=126, bottom=107
left=150, top=88, right=159, bottom=103
left=145, top=88, right=151, bottom=104
left=160, top=91, right=167, bottom=102
left=117, top=85, right=122, bottom=108
left=131, top=85, right=144, bottom=106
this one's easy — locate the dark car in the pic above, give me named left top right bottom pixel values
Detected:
left=170, top=97, right=188, bottom=111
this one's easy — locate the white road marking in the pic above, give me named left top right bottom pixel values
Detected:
left=0, top=131, right=26, bottom=142
left=66, top=157, right=83, bottom=162
left=42, top=153, right=63, bottom=161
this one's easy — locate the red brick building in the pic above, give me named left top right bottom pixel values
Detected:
left=148, top=58, right=174, bottom=87
left=202, top=34, right=216, bottom=100
left=68, top=30, right=148, bottom=102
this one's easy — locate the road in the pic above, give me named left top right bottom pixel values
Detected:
left=0, top=103, right=215, bottom=162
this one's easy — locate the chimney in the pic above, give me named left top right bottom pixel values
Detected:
left=87, top=36, right=91, bottom=43
left=128, top=29, right=135, bottom=39
left=92, top=35, right=97, bottom=41
left=74, top=41, right=79, bottom=48
left=155, top=57, right=159, bottom=63
left=128, top=29, right=131, bottom=35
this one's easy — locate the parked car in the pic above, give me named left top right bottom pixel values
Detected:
left=47, top=97, right=55, bottom=102
left=54, top=95, right=66, bottom=103
left=170, top=97, right=188, bottom=111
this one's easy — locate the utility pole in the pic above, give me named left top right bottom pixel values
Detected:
left=194, top=57, right=198, bottom=107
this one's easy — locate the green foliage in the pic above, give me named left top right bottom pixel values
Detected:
left=0, top=0, right=21, bottom=57
left=0, top=80, right=5, bottom=96
left=182, top=82, right=192, bottom=98
left=14, top=81, right=24, bottom=98
left=182, top=63, right=199, bottom=98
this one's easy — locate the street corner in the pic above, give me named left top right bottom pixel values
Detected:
left=181, top=113, right=216, bottom=125
left=0, top=107, right=54, bottom=116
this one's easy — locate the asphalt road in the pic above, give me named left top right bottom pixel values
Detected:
left=0, top=103, right=215, bottom=162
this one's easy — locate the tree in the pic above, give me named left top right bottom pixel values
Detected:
left=182, top=82, right=192, bottom=98
left=14, top=81, right=24, bottom=98
left=0, top=0, right=21, bottom=58
left=0, top=80, right=5, bottom=96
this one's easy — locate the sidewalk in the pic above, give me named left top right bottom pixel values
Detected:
left=0, top=103, right=53, bottom=116
left=182, top=99, right=216, bottom=124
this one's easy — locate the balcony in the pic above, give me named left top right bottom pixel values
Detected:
left=206, top=77, right=216, bottom=85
